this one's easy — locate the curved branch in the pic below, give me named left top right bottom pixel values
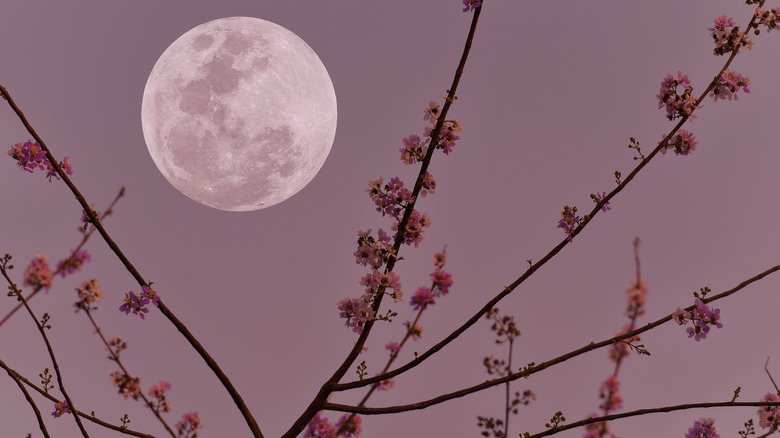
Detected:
left=523, top=401, right=780, bottom=438
left=0, top=85, right=263, bottom=438
left=282, top=6, right=485, bottom=438
left=328, top=264, right=780, bottom=412
left=0, top=358, right=51, bottom=438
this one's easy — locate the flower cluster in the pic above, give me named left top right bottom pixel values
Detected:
left=755, top=6, right=780, bottom=33
left=710, top=69, right=750, bottom=101
left=5, top=140, right=73, bottom=182
left=23, top=254, right=53, bottom=292
left=399, top=134, right=427, bottom=165
left=419, top=172, right=436, bottom=198
left=393, top=210, right=432, bottom=248
left=409, top=249, right=452, bottom=312
left=305, top=412, right=362, bottom=438
left=709, top=15, right=752, bottom=55
left=757, top=392, right=780, bottom=429
left=74, top=278, right=103, bottom=311
left=80, top=203, right=101, bottom=232
left=462, top=0, right=482, bottom=12
left=424, top=119, right=461, bottom=156
left=148, top=380, right=172, bottom=413
left=657, top=71, right=697, bottom=121
left=590, top=192, right=611, bottom=213
left=367, top=177, right=414, bottom=220
left=176, top=411, right=203, bottom=438
left=672, top=298, right=723, bottom=341
left=353, top=228, right=395, bottom=270
left=110, top=371, right=141, bottom=400
left=56, top=249, right=90, bottom=278
left=661, top=130, right=698, bottom=156
left=119, top=286, right=160, bottom=320
left=51, top=400, right=69, bottom=418
left=557, top=205, right=580, bottom=242
left=337, top=296, right=377, bottom=334
left=685, top=418, right=719, bottom=438
left=598, top=376, right=622, bottom=414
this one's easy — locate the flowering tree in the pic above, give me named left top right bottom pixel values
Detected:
left=2, top=1, right=780, bottom=437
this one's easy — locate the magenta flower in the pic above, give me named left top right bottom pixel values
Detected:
left=23, top=254, right=53, bottom=292
left=74, top=278, right=103, bottom=311
left=755, top=7, right=780, bottom=33
left=419, top=171, right=436, bottom=197
left=399, top=134, right=427, bottom=165
left=675, top=299, right=723, bottom=341
left=119, top=287, right=159, bottom=320
left=385, top=341, right=400, bottom=354
left=148, top=380, right=172, bottom=413
left=598, top=376, right=622, bottom=414
left=710, top=69, right=750, bottom=101
left=758, top=392, right=780, bottom=429
left=176, top=411, right=203, bottom=438
left=80, top=203, right=101, bottom=232
left=433, top=247, right=447, bottom=268
left=709, top=15, right=752, bottom=55
left=423, top=100, right=441, bottom=123
left=557, top=205, right=580, bottom=242
left=685, top=417, right=719, bottom=438
left=305, top=413, right=337, bottom=438
left=431, top=268, right=453, bottom=296
left=592, top=192, right=611, bottom=212
left=110, top=371, right=141, bottom=400
left=661, top=130, right=698, bottom=156
left=56, top=249, right=90, bottom=278
left=337, top=296, right=375, bottom=333
left=5, top=140, right=73, bottom=182
left=657, top=71, right=697, bottom=121
left=51, top=400, right=69, bottom=418
left=462, top=0, right=482, bottom=12
left=393, top=209, right=431, bottom=247
left=410, top=286, right=435, bottom=311
left=334, top=413, right=362, bottom=438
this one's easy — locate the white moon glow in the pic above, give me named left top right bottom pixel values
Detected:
left=141, top=17, right=337, bottom=211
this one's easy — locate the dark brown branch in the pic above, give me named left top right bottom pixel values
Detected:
left=0, top=358, right=158, bottom=438
left=0, top=85, right=263, bottom=438
left=326, top=264, right=780, bottom=413
left=523, top=401, right=780, bottom=438
left=0, top=186, right=124, bottom=329
left=0, top=358, right=51, bottom=438
left=334, top=14, right=762, bottom=392
left=1, top=263, right=91, bottom=436
left=281, top=6, right=485, bottom=438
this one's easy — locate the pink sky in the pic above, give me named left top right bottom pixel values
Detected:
left=2, top=1, right=780, bottom=437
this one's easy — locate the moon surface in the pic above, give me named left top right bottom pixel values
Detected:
left=141, top=17, right=337, bottom=211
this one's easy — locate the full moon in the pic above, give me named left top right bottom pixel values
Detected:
left=141, top=17, right=337, bottom=211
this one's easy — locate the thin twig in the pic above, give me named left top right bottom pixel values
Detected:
left=0, top=358, right=51, bottom=438
left=281, top=6, right=485, bottom=438
left=0, top=84, right=263, bottom=438
left=324, top=264, right=780, bottom=413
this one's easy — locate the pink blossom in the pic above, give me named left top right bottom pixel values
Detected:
left=431, top=268, right=453, bottom=296
left=462, top=0, right=482, bottom=12
left=305, top=413, right=337, bottom=438
left=337, top=296, right=375, bottom=334
left=423, top=100, right=441, bottom=123
left=110, top=371, right=141, bottom=400
left=74, top=278, right=103, bottom=311
left=23, top=254, right=53, bottom=292
left=176, top=411, right=203, bottom=438
left=410, top=286, right=435, bottom=311
left=661, top=130, right=698, bottom=156
left=557, top=205, right=580, bottom=242
left=598, top=376, right=622, bottom=414
left=709, top=15, right=752, bottom=56
left=757, top=392, right=780, bottom=429
left=56, top=249, right=90, bottom=278
left=710, top=69, right=750, bottom=101
left=334, top=413, right=362, bottom=438
left=685, top=417, right=719, bottom=438
left=51, top=400, right=69, bottom=418
left=657, top=71, right=697, bottom=121
left=148, top=380, right=172, bottom=413
left=433, top=247, right=447, bottom=268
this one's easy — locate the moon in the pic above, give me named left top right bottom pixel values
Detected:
left=141, top=17, right=337, bottom=211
